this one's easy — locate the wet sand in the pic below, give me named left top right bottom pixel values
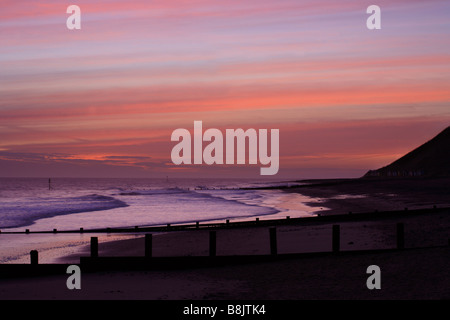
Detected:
left=284, top=176, right=450, bottom=214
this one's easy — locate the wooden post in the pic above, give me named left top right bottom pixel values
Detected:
left=256, top=217, right=259, bottom=223
left=332, top=225, right=340, bottom=253
left=209, top=231, right=216, bottom=257
left=270, top=228, right=277, bottom=255
left=145, top=234, right=152, bottom=258
left=30, top=250, right=38, bottom=265
left=91, top=237, right=98, bottom=258
left=397, top=223, right=404, bottom=249
left=196, top=221, right=199, bottom=229
left=80, top=227, right=84, bottom=233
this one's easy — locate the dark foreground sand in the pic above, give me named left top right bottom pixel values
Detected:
left=0, top=177, right=449, bottom=300
left=0, top=246, right=448, bottom=300
left=1, top=210, right=449, bottom=300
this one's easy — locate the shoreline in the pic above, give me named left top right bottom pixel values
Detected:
left=3, top=176, right=450, bottom=265
left=287, top=176, right=450, bottom=213
left=1, top=177, right=449, bottom=299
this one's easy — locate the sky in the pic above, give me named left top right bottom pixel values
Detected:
left=1, top=0, right=449, bottom=179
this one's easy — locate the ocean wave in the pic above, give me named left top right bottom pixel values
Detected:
left=0, top=194, right=129, bottom=229
left=115, top=187, right=280, bottom=226
left=118, top=187, right=190, bottom=196
left=0, top=179, right=294, bottom=231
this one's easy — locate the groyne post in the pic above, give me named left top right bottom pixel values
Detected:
left=397, top=223, right=405, bottom=249
left=90, top=237, right=98, bottom=258
left=30, top=250, right=38, bottom=265
left=270, top=227, right=277, bottom=255
left=209, top=231, right=216, bottom=257
left=145, top=234, right=152, bottom=258
left=332, top=225, right=340, bottom=253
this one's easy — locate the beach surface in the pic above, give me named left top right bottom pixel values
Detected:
left=0, top=246, right=448, bottom=300
left=1, top=177, right=449, bottom=300
left=284, top=176, right=450, bottom=214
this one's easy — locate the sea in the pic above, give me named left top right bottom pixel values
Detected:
left=0, top=177, right=322, bottom=263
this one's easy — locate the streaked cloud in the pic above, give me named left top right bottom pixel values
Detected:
left=1, top=0, right=449, bottom=178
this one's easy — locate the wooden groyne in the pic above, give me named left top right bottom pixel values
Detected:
left=0, top=205, right=448, bottom=278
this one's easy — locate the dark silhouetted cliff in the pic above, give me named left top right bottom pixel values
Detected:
left=365, top=126, right=450, bottom=178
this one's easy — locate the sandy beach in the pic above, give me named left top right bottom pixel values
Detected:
left=0, top=177, right=449, bottom=300
left=1, top=246, right=449, bottom=300
left=284, top=176, right=450, bottom=214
